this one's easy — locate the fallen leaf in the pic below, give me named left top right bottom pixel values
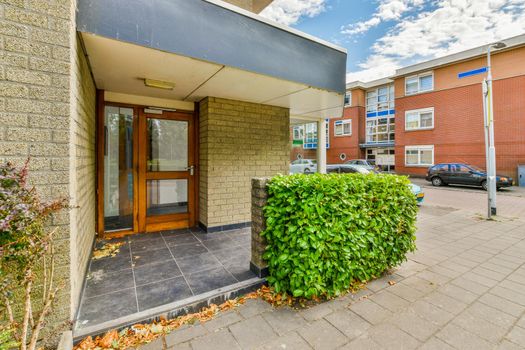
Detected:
left=388, top=280, right=396, bottom=286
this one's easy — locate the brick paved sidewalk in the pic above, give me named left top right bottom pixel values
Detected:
left=137, top=207, right=525, bottom=349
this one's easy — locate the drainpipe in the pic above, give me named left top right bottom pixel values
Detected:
left=317, top=118, right=327, bottom=174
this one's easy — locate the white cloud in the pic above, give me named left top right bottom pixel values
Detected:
left=341, top=0, right=424, bottom=36
left=346, top=0, right=525, bottom=82
left=260, top=0, right=327, bottom=26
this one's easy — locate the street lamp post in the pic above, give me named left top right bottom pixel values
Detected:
left=483, top=41, right=506, bottom=219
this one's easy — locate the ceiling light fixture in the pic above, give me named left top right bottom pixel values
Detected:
left=144, top=78, right=175, bottom=90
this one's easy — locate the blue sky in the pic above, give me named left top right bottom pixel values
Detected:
left=260, top=0, right=525, bottom=82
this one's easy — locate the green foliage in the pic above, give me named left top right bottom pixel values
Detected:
left=0, top=326, right=19, bottom=350
left=262, top=173, right=418, bottom=299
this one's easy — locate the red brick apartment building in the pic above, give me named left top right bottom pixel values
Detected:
left=291, top=34, right=525, bottom=180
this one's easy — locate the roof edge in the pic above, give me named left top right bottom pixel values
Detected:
left=204, top=0, right=347, bottom=54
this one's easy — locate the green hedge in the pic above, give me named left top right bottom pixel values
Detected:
left=262, top=173, right=418, bottom=298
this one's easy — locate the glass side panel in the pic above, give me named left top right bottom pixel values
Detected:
left=147, top=179, right=188, bottom=216
left=147, top=119, right=188, bottom=171
left=104, top=106, right=134, bottom=231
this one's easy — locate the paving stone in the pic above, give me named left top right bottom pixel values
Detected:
left=165, top=325, right=208, bottom=347
left=419, top=336, right=455, bottom=350
left=478, top=293, right=525, bottom=317
left=366, top=323, right=420, bottom=350
left=137, top=337, right=164, bottom=350
left=465, top=302, right=517, bottom=329
left=505, top=326, right=525, bottom=346
left=237, top=298, right=273, bottom=318
left=387, top=281, right=426, bottom=302
left=410, top=300, right=455, bottom=326
left=450, top=277, right=490, bottom=295
left=496, top=339, right=523, bottom=350
left=437, top=283, right=478, bottom=304
left=229, top=315, right=277, bottom=349
left=471, top=266, right=508, bottom=282
left=436, top=323, right=493, bottom=350
left=339, top=335, right=382, bottom=350
left=491, top=286, right=525, bottom=306
left=203, top=311, right=242, bottom=331
left=349, top=299, right=393, bottom=325
left=452, top=310, right=509, bottom=343
left=369, top=290, right=410, bottom=312
left=324, top=309, right=371, bottom=340
left=386, top=308, right=440, bottom=342
left=401, top=275, right=438, bottom=294
left=299, top=301, right=333, bottom=321
left=259, top=331, right=312, bottom=350
left=297, top=319, right=348, bottom=350
left=190, top=328, right=240, bottom=350
left=261, top=307, right=307, bottom=336
left=166, top=341, right=191, bottom=350
left=423, top=291, right=468, bottom=315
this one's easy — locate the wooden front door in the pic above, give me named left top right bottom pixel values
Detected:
left=99, top=101, right=196, bottom=237
left=138, top=109, right=196, bottom=233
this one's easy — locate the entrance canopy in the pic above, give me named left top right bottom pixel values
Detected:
left=77, top=0, right=347, bottom=118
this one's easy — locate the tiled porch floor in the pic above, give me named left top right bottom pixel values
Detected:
left=75, top=227, right=254, bottom=330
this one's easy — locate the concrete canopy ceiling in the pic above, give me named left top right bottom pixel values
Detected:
left=81, top=33, right=343, bottom=119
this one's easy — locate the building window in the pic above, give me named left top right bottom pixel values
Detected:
left=405, top=108, right=434, bottom=130
left=366, top=84, right=394, bottom=114
left=292, top=125, right=304, bottom=140
left=366, top=117, right=395, bottom=144
left=302, top=121, right=330, bottom=149
left=405, top=145, right=434, bottom=166
left=405, top=72, right=433, bottom=95
left=344, top=92, right=352, bottom=107
left=334, top=120, right=352, bottom=136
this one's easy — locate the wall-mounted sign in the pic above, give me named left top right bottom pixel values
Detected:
left=458, top=67, right=487, bottom=79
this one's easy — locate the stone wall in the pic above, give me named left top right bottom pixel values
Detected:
left=69, top=33, right=96, bottom=313
left=250, top=177, right=269, bottom=277
left=198, top=97, right=289, bottom=230
left=0, top=0, right=96, bottom=344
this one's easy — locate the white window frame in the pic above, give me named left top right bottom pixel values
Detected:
left=405, top=72, right=434, bottom=95
left=404, top=145, right=434, bottom=167
left=334, top=119, right=352, bottom=137
left=405, top=107, right=434, bottom=131
left=344, top=91, right=352, bottom=107
left=292, top=125, right=304, bottom=140
left=366, top=84, right=395, bottom=114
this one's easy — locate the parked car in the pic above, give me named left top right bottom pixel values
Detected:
left=328, top=164, right=424, bottom=204
left=425, top=163, right=513, bottom=190
left=290, top=159, right=317, bottom=174
left=345, top=159, right=378, bottom=171
left=410, top=183, right=425, bottom=205
left=327, top=164, right=378, bottom=174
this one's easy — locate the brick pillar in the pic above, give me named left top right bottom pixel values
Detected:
left=250, top=177, right=270, bottom=278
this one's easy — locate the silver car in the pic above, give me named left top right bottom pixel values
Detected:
left=290, top=159, right=317, bottom=174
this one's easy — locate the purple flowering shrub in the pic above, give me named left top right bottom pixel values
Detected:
left=0, top=160, right=67, bottom=349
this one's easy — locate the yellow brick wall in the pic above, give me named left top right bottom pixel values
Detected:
left=199, top=97, right=289, bottom=228
left=0, top=0, right=97, bottom=344
left=69, top=33, right=96, bottom=315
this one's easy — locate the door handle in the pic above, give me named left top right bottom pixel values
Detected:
left=185, top=165, right=195, bottom=176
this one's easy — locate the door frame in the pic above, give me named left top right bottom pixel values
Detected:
left=95, top=90, right=199, bottom=238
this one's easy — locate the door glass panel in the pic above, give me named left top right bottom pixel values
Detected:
left=147, top=179, right=188, bottom=216
left=104, top=106, right=134, bottom=231
left=147, top=119, right=188, bottom=171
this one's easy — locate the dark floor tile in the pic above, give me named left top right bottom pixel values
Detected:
left=222, top=255, right=255, bottom=282
left=201, top=236, right=235, bottom=251
left=193, top=232, right=231, bottom=241
left=77, top=288, right=138, bottom=328
left=169, top=242, right=209, bottom=259
left=130, top=237, right=167, bottom=253
left=136, top=276, right=193, bottom=311
left=133, top=259, right=182, bottom=286
left=129, top=232, right=163, bottom=242
left=163, top=228, right=191, bottom=235
left=94, top=237, right=128, bottom=249
left=132, top=247, right=174, bottom=267
left=163, top=232, right=199, bottom=246
left=190, top=226, right=205, bottom=234
left=176, top=252, right=222, bottom=275
left=84, top=268, right=135, bottom=298
left=229, top=234, right=251, bottom=246
left=212, top=245, right=249, bottom=263
left=89, top=243, right=132, bottom=273
left=185, top=267, right=238, bottom=295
